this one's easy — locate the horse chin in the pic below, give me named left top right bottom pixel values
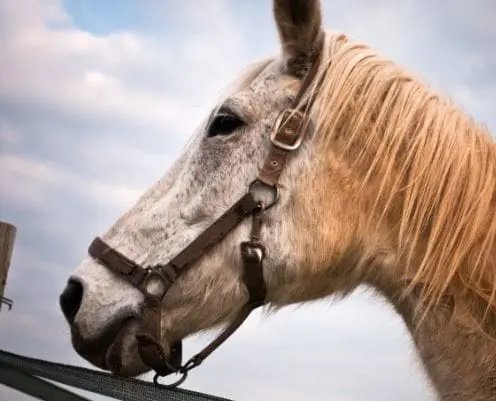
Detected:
left=104, top=319, right=150, bottom=377
left=71, top=316, right=149, bottom=377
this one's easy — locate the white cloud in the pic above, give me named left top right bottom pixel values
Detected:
left=0, top=0, right=256, bottom=139
left=0, top=154, right=65, bottom=205
left=0, top=0, right=257, bottom=219
left=0, top=119, right=23, bottom=146
left=0, top=0, right=194, bottom=135
left=0, top=153, right=143, bottom=210
left=0, top=0, right=255, bottom=221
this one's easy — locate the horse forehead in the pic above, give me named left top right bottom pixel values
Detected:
left=244, top=65, right=300, bottom=101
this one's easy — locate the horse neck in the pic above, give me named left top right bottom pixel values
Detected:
left=313, top=37, right=496, bottom=400
left=375, top=280, right=496, bottom=401
left=338, top=89, right=496, bottom=399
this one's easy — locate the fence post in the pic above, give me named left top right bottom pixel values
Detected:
left=0, top=221, right=17, bottom=312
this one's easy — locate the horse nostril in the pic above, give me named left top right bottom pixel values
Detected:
left=59, top=279, right=84, bottom=324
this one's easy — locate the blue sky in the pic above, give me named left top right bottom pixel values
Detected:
left=0, top=1, right=494, bottom=400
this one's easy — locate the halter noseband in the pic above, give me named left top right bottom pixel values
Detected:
left=87, top=59, right=320, bottom=388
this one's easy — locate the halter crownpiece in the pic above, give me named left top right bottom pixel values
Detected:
left=87, top=57, right=321, bottom=388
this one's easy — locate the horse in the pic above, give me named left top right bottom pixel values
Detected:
left=59, top=0, right=496, bottom=399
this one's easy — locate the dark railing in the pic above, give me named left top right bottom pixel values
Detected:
left=0, top=349, right=234, bottom=401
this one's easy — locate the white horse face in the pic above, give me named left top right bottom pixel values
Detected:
left=60, top=63, right=320, bottom=376
left=59, top=0, right=340, bottom=378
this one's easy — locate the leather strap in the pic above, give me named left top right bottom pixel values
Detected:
left=89, top=192, right=260, bottom=299
left=138, top=236, right=268, bottom=381
left=89, top=193, right=264, bottom=384
left=88, top=236, right=149, bottom=286
left=165, top=193, right=260, bottom=274
left=257, top=57, right=320, bottom=187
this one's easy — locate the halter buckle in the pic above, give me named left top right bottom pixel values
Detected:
left=270, top=109, right=307, bottom=151
left=240, top=241, right=265, bottom=263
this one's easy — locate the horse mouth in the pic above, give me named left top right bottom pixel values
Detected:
left=70, top=317, right=148, bottom=377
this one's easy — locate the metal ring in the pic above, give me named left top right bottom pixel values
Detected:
left=248, top=180, right=280, bottom=210
left=140, top=270, right=170, bottom=301
left=153, top=370, right=188, bottom=388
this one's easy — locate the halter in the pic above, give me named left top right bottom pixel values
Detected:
left=87, top=58, right=320, bottom=388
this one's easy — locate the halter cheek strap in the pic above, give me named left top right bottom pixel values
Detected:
left=87, top=56, right=320, bottom=387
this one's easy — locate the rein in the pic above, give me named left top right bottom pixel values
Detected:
left=87, top=59, right=320, bottom=388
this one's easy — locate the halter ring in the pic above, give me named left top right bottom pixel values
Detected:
left=248, top=180, right=280, bottom=210
left=153, top=370, right=188, bottom=388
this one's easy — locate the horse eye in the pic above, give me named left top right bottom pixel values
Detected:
left=207, top=113, right=244, bottom=137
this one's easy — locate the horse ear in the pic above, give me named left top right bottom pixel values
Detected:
left=273, top=0, right=324, bottom=74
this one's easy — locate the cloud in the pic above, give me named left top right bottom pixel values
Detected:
left=0, top=1, right=493, bottom=401
left=0, top=153, right=142, bottom=210
left=0, top=119, right=22, bottom=146
left=0, top=0, right=187, bottom=134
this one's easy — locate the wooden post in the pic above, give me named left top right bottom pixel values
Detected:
left=0, top=221, right=17, bottom=311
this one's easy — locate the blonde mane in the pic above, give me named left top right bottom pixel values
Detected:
left=304, top=31, right=496, bottom=331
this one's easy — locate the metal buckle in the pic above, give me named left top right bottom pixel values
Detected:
left=240, top=242, right=265, bottom=263
left=270, top=109, right=307, bottom=151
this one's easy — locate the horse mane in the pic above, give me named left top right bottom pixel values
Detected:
left=303, top=31, right=496, bottom=332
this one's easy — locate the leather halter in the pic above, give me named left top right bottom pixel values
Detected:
left=87, top=59, right=320, bottom=387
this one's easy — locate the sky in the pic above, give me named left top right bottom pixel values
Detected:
left=0, top=0, right=494, bottom=400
